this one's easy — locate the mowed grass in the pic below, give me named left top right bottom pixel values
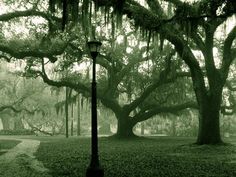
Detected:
left=35, top=136, right=236, bottom=177
left=0, top=139, right=20, bottom=155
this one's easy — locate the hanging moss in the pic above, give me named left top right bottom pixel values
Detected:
left=68, top=88, right=72, bottom=99
left=190, top=18, right=198, bottom=34
left=42, top=111, right=46, bottom=118
left=82, top=0, right=89, bottom=17
left=82, top=0, right=89, bottom=24
left=111, top=13, right=115, bottom=42
left=124, top=34, right=127, bottom=49
left=167, top=3, right=173, bottom=17
left=62, top=0, right=68, bottom=31
left=56, top=106, right=60, bottom=116
left=81, top=96, right=84, bottom=109
left=103, top=5, right=110, bottom=26
left=60, top=105, right=64, bottom=115
left=115, top=12, right=123, bottom=29
left=89, top=1, right=92, bottom=27
left=81, top=0, right=90, bottom=37
left=146, top=30, right=152, bottom=56
left=114, top=0, right=125, bottom=26
left=174, top=2, right=200, bottom=38
left=49, top=0, right=56, bottom=13
left=159, top=34, right=164, bottom=52
left=94, top=0, right=99, bottom=12
left=71, top=0, right=79, bottom=23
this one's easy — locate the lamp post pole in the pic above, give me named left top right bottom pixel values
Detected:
left=86, top=40, right=104, bottom=177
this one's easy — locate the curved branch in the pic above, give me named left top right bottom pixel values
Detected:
left=100, top=98, right=123, bottom=116
left=39, top=61, right=90, bottom=94
left=0, top=105, right=40, bottom=114
left=132, top=101, right=198, bottom=123
left=225, top=81, right=236, bottom=91
left=163, top=29, right=208, bottom=104
left=27, top=122, right=53, bottom=136
left=191, top=32, right=206, bottom=55
left=221, top=25, right=236, bottom=77
left=0, top=9, right=60, bottom=22
left=146, top=0, right=165, bottom=17
left=97, top=54, right=113, bottom=73
left=0, top=54, right=12, bottom=62
left=0, top=105, right=20, bottom=113
left=116, top=56, right=149, bottom=84
left=0, top=42, right=68, bottom=62
left=123, top=50, right=176, bottom=113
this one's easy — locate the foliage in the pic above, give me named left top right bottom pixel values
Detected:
left=0, top=65, right=65, bottom=133
left=142, top=110, right=198, bottom=137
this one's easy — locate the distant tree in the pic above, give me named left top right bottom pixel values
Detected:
left=77, top=94, right=81, bottom=136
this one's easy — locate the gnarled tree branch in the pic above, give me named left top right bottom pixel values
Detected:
left=132, top=101, right=198, bottom=123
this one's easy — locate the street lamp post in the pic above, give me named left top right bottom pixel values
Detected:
left=86, top=40, right=104, bottom=177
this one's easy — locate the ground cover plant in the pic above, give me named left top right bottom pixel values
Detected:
left=35, top=137, right=236, bottom=177
left=0, top=139, right=20, bottom=155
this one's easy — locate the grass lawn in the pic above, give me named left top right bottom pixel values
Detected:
left=0, top=139, right=21, bottom=155
left=35, top=136, right=236, bottom=177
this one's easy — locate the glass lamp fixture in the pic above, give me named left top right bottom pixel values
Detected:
left=87, top=40, right=102, bottom=58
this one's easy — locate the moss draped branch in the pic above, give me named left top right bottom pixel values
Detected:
left=38, top=58, right=122, bottom=115
left=0, top=41, right=68, bottom=62
left=0, top=9, right=60, bottom=22
left=123, top=49, right=176, bottom=114
left=39, top=59, right=90, bottom=94
left=0, top=105, right=40, bottom=114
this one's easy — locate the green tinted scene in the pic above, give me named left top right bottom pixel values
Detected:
left=0, top=0, right=236, bottom=177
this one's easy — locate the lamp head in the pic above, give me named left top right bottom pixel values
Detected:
left=87, top=40, right=102, bottom=59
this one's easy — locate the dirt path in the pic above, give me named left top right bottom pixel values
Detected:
left=0, top=137, right=51, bottom=177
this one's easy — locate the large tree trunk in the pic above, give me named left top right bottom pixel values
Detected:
left=14, top=117, right=24, bottom=130
left=115, top=115, right=136, bottom=138
left=196, top=94, right=222, bottom=144
left=1, top=117, right=10, bottom=130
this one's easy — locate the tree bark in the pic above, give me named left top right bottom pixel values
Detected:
left=14, top=117, right=24, bottom=130
left=197, top=94, right=222, bottom=144
left=141, top=122, right=144, bottom=135
left=65, top=87, right=69, bottom=138
left=71, top=103, right=74, bottom=136
left=171, top=118, right=176, bottom=136
left=1, top=117, right=10, bottom=130
left=115, top=115, right=136, bottom=138
left=77, top=94, right=81, bottom=136
left=71, top=120, right=74, bottom=136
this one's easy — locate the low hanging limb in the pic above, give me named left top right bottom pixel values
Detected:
left=27, top=122, right=53, bottom=136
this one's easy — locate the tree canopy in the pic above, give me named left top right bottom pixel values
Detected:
left=1, top=0, right=236, bottom=143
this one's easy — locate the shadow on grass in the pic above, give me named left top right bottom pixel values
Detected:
left=0, top=139, right=21, bottom=155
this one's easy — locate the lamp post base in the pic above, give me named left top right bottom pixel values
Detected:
left=86, top=166, right=104, bottom=177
